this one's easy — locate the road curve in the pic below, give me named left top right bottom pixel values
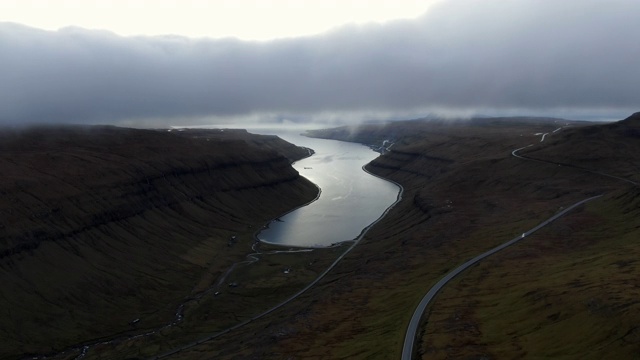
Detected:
left=512, top=145, right=639, bottom=187
left=403, top=133, right=633, bottom=359
left=401, top=194, right=602, bottom=360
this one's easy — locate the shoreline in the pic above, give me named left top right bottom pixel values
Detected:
left=153, top=146, right=405, bottom=359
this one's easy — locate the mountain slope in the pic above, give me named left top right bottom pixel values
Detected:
left=518, top=112, right=640, bottom=183
left=0, top=126, right=317, bottom=358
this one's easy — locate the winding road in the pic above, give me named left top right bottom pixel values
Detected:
left=403, top=133, right=638, bottom=359
left=513, top=144, right=639, bottom=186
left=400, top=194, right=602, bottom=360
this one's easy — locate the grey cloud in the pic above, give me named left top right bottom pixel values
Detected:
left=1, top=0, right=639, bottom=126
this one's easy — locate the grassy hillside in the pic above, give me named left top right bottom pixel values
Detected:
left=165, top=116, right=640, bottom=359
left=8, top=115, right=639, bottom=359
left=519, top=112, right=640, bottom=182
left=0, top=126, right=318, bottom=359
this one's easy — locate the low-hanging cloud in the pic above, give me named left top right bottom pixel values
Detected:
left=1, top=0, right=639, bottom=126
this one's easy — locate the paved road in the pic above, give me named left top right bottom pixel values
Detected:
left=513, top=145, right=639, bottom=186
left=400, top=195, right=602, bottom=360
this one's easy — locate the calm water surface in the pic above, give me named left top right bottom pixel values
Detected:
left=247, top=127, right=400, bottom=247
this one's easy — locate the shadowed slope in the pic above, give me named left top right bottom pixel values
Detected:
left=0, top=126, right=317, bottom=358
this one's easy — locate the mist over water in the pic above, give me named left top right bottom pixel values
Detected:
left=244, top=126, right=399, bottom=247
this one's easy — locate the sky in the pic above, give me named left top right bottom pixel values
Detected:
left=0, top=0, right=432, bottom=40
left=1, top=0, right=639, bottom=126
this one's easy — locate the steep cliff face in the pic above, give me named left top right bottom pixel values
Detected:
left=0, top=126, right=318, bottom=357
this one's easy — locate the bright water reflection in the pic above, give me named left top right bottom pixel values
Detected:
left=248, top=127, right=400, bottom=247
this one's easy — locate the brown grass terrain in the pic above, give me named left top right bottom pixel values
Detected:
left=4, top=114, right=640, bottom=359
left=520, top=112, right=640, bottom=182
left=417, top=113, right=640, bottom=359
left=162, top=115, right=640, bottom=359
left=423, top=188, right=640, bottom=359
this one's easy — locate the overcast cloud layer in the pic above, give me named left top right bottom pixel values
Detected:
left=1, top=0, right=639, bottom=126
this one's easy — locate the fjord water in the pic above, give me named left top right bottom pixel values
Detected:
left=249, top=127, right=400, bottom=247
